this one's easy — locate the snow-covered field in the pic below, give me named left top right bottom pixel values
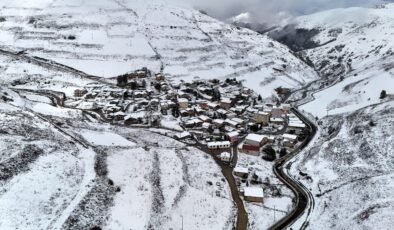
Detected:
left=300, top=66, right=394, bottom=118
left=104, top=128, right=235, bottom=230
left=0, top=94, right=236, bottom=229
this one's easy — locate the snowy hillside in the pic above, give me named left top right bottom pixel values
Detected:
left=290, top=100, right=394, bottom=229
left=272, top=4, right=394, bottom=116
left=0, top=90, right=235, bottom=229
left=0, top=0, right=317, bottom=98
left=267, top=4, right=394, bottom=229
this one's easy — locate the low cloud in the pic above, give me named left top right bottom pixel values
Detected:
left=187, top=0, right=385, bottom=25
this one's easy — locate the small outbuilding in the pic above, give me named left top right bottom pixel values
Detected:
left=233, top=166, right=249, bottom=178
left=244, top=187, right=264, bottom=203
left=220, top=152, right=232, bottom=163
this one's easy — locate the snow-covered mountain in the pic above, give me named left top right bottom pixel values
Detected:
left=0, top=0, right=319, bottom=229
left=268, top=4, right=394, bottom=229
left=0, top=0, right=317, bottom=98
left=272, top=4, right=394, bottom=116
left=290, top=100, right=394, bottom=230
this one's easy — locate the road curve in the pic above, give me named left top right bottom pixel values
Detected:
left=268, top=108, right=317, bottom=230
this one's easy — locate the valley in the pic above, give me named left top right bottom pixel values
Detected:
left=0, top=0, right=393, bottom=230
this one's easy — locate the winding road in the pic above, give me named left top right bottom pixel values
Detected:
left=269, top=108, right=317, bottom=230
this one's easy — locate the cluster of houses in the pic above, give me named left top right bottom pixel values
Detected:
left=71, top=68, right=172, bottom=125
left=69, top=68, right=309, bottom=204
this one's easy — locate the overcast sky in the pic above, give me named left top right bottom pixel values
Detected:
left=187, top=0, right=386, bottom=24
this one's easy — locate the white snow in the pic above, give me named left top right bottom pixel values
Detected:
left=81, top=130, right=136, bottom=147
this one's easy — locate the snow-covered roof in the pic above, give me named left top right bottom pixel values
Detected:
left=270, top=117, right=284, bottom=122
left=177, top=131, right=191, bottom=138
left=244, top=187, right=264, bottom=198
left=213, top=119, right=225, bottom=124
left=231, top=118, right=244, bottom=124
left=198, top=115, right=211, bottom=121
left=114, top=111, right=125, bottom=116
left=234, top=166, right=248, bottom=174
left=258, top=111, right=270, bottom=116
left=245, top=134, right=266, bottom=143
left=217, top=109, right=227, bottom=114
left=221, top=98, right=232, bottom=103
left=283, top=133, right=298, bottom=141
left=220, top=152, right=231, bottom=158
left=225, top=119, right=238, bottom=127
left=178, top=98, right=188, bottom=103
left=226, top=131, right=239, bottom=138
left=288, top=122, right=306, bottom=128
left=207, top=141, right=231, bottom=148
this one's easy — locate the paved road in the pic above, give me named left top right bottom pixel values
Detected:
left=268, top=108, right=317, bottom=230
left=196, top=143, right=248, bottom=230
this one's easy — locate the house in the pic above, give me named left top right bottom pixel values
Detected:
left=176, top=131, right=191, bottom=140
left=178, top=98, right=189, bottom=109
left=282, top=133, right=298, bottom=147
left=244, top=187, right=264, bottom=203
left=113, top=111, right=125, bottom=121
left=124, top=112, right=145, bottom=125
left=288, top=122, right=306, bottom=135
left=155, top=73, right=165, bottom=81
left=227, top=112, right=238, bottom=119
left=220, top=152, right=232, bottom=163
left=220, top=98, right=232, bottom=109
left=225, top=119, right=239, bottom=128
left=226, top=131, right=239, bottom=143
left=245, top=134, right=268, bottom=147
left=241, top=144, right=261, bottom=156
left=271, top=106, right=283, bottom=118
left=134, top=90, right=148, bottom=98
left=198, top=115, right=212, bottom=123
left=281, top=103, right=291, bottom=113
left=233, top=166, right=249, bottom=178
left=74, top=89, right=88, bottom=97
left=270, top=117, right=285, bottom=124
left=255, top=111, right=270, bottom=126
left=213, top=119, right=225, bottom=128
left=207, top=141, right=231, bottom=149
left=217, top=109, right=227, bottom=116
left=231, top=118, right=244, bottom=126
left=202, top=122, right=211, bottom=130
left=136, top=70, right=148, bottom=78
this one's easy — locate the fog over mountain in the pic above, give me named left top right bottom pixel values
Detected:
left=188, top=0, right=387, bottom=25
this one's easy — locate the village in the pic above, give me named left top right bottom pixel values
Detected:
left=69, top=68, right=309, bottom=205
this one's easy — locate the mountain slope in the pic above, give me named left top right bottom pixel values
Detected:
left=268, top=4, right=394, bottom=229
left=290, top=100, right=394, bottom=229
left=0, top=0, right=317, bottom=98
left=272, top=4, right=394, bottom=116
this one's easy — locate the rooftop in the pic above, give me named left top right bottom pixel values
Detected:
left=245, top=133, right=266, bottom=143
left=244, top=187, right=264, bottom=198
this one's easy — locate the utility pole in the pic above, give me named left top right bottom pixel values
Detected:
left=274, top=205, right=276, bottom=222
left=181, top=215, right=184, bottom=230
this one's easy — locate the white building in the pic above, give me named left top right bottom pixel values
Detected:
left=244, top=187, right=264, bottom=203
left=233, top=166, right=249, bottom=178
left=245, top=134, right=268, bottom=147
left=282, top=133, right=298, bottom=147
left=178, top=98, right=189, bottom=108
left=207, top=141, right=231, bottom=149
left=220, top=152, right=232, bottom=162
